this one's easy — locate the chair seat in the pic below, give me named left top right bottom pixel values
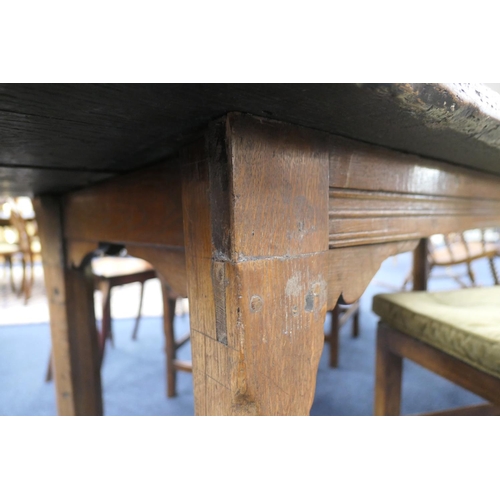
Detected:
left=91, top=256, right=154, bottom=279
left=373, top=286, right=500, bottom=379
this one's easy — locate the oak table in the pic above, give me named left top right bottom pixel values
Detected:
left=2, top=83, right=500, bottom=416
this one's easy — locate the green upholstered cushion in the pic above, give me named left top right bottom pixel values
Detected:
left=373, top=286, right=500, bottom=378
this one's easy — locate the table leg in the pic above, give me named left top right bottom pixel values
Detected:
left=328, top=306, right=340, bottom=368
left=182, top=114, right=330, bottom=415
left=412, top=237, right=429, bottom=291
left=34, top=197, right=103, bottom=416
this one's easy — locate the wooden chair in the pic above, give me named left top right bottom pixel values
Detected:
left=0, top=198, right=38, bottom=301
left=46, top=256, right=192, bottom=397
left=403, top=230, right=500, bottom=290
left=0, top=240, right=18, bottom=293
left=158, top=294, right=192, bottom=398
left=6, top=203, right=41, bottom=304
left=324, top=301, right=360, bottom=368
left=373, top=286, right=500, bottom=416
left=95, top=259, right=192, bottom=398
left=91, top=256, right=157, bottom=349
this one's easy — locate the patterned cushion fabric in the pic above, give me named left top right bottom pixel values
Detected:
left=373, top=286, right=500, bottom=378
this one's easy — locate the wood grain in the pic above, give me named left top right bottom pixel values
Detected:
left=380, top=323, right=500, bottom=410
left=328, top=134, right=500, bottom=248
left=412, top=238, right=429, bottom=291
left=125, top=245, right=187, bottom=298
left=31, top=103, right=500, bottom=416
left=326, top=240, right=419, bottom=308
left=4, top=84, right=500, bottom=197
left=226, top=114, right=329, bottom=258
left=34, top=196, right=102, bottom=416
left=63, top=157, right=184, bottom=248
left=0, top=165, right=112, bottom=196
left=374, top=322, right=403, bottom=416
left=182, top=114, right=329, bottom=415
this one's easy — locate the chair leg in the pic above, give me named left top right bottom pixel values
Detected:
left=99, top=280, right=113, bottom=359
left=328, top=305, right=340, bottom=368
left=23, top=252, right=33, bottom=304
left=6, top=255, right=16, bottom=293
left=466, top=262, right=476, bottom=286
left=374, top=323, right=403, bottom=416
left=162, top=286, right=178, bottom=398
left=131, top=281, right=146, bottom=340
left=489, top=257, right=499, bottom=285
left=401, top=268, right=413, bottom=291
left=18, top=256, right=26, bottom=299
left=412, top=238, right=430, bottom=291
left=45, top=351, right=53, bottom=382
left=30, top=252, right=35, bottom=289
left=351, top=302, right=360, bottom=338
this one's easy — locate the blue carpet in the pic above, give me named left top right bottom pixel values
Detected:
left=0, top=251, right=495, bottom=415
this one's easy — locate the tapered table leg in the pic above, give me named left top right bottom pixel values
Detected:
left=34, top=197, right=102, bottom=416
left=182, top=114, right=330, bottom=415
left=413, top=237, right=429, bottom=291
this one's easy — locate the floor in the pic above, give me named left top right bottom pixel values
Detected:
left=0, top=250, right=496, bottom=416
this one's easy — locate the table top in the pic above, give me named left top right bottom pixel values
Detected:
left=2, top=83, right=500, bottom=196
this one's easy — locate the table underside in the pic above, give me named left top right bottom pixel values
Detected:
left=3, top=83, right=500, bottom=196
left=31, top=113, right=500, bottom=415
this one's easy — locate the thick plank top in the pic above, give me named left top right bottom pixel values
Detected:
left=2, top=83, right=500, bottom=196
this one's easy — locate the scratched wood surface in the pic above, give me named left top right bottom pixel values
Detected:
left=59, top=113, right=500, bottom=311
left=3, top=84, right=500, bottom=196
left=326, top=241, right=419, bottom=307
left=182, top=114, right=329, bottom=415
left=35, top=110, right=500, bottom=416
left=63, top=158, right=184, bottom=249
left=328, top=135, right=500, bottom=248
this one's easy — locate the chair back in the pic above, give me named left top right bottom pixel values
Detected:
left=440, top=232, right=470, bottom=262
left=8, top=204, right=32, bottom=255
